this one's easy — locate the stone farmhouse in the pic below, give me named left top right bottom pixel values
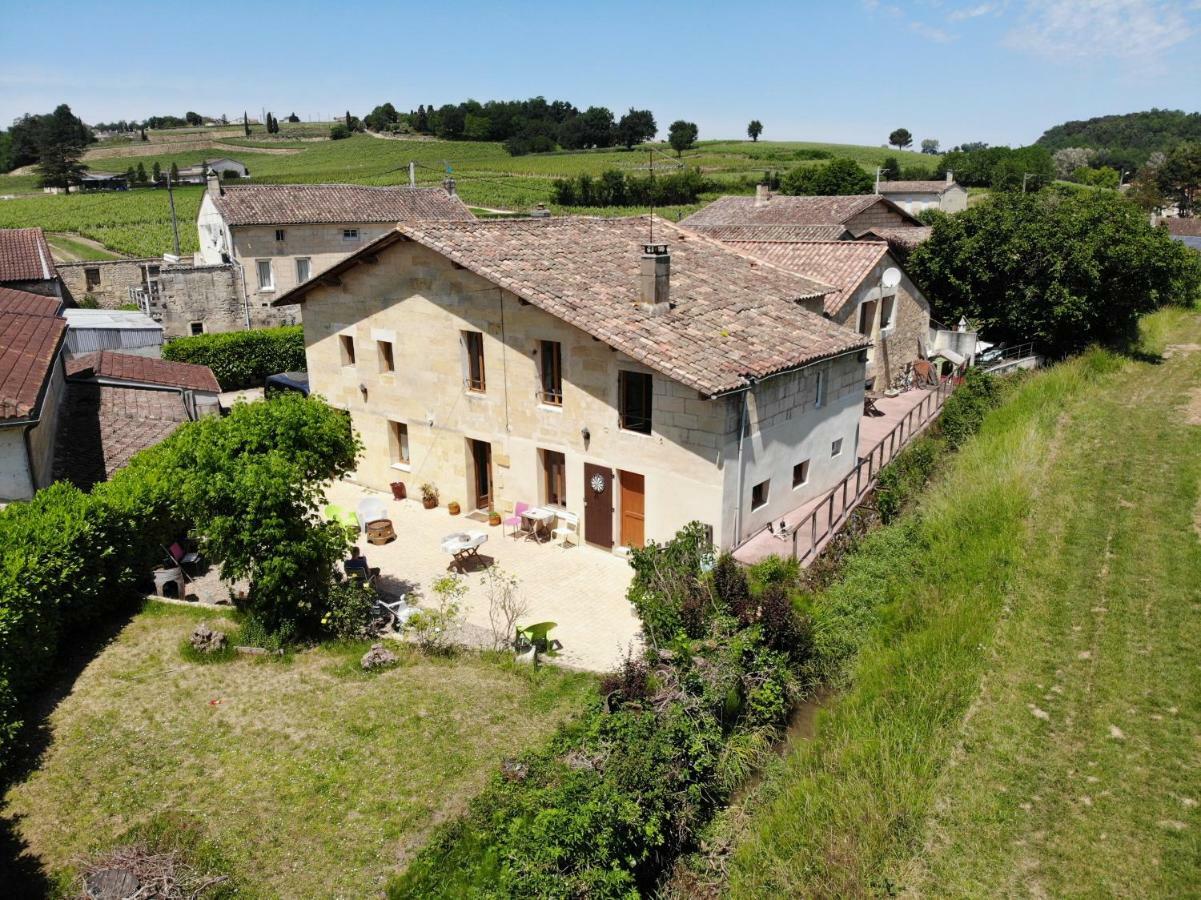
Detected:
left=272, top=215, right=871, bottom=552
left=196, top=176, right=475, bottom=299
left=176, top=158, right=248, bottom=183
left=875, top=173, right=968, bottom=214
left=0, top=228, right=65, bottom=298
left=0, top=287, right=67, bottom=501
left=712, top=239, right=929, bottom=390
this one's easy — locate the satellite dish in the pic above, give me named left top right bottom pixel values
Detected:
left=881, top=267, right=902, bottom=289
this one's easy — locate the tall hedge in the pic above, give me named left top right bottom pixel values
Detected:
left=161, top=326, right=306, bottom=391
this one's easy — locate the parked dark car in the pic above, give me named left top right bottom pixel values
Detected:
left=264, top=371, right=310, bottom=397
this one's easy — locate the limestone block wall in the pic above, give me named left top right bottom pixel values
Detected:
left=146, top=264, right=298, bottom=338
left=847, top=203, right=912, bottom=231
left=58, top=259, right=157, bottom=308
left=300, top=241, right=734, bottom=549
left=233, top=223, right=397, bottom=299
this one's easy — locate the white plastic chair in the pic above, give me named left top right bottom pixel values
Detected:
left=551, top=512, right=579, bottom=549
left=356, top=496, right=389, bottom=532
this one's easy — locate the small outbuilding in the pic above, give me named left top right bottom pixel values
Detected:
left=62, top=308, right=164, bottom=357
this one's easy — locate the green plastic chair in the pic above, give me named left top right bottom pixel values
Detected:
left=516, top=621, right=559, bottom=655
left=324, top=504, right=358, bottom=532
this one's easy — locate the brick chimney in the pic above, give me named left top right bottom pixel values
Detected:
left=205, top=167, right=223, bottom=197
left=639, top=243, right=671, bottom=316
left=443, top=177, right=457, bottom=197
left=946, top=170, right=954, bottom=185
left=755, top=183, right=771, bottom=207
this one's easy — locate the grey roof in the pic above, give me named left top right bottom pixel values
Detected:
left=876, top=180, right=960, bottom=195
left=210, top=183, right=476, bottom=226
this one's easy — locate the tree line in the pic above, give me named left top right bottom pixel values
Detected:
left=1036, top=108, right=1201, bottom=171
left=352, top=97, right=690, bottom=156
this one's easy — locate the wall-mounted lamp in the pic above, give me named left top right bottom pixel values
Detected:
left=581, top=426, right=591, bottom=446
left=359, top=383, right=368, bottom=399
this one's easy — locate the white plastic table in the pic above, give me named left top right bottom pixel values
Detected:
left=520, top=506, right=556, bottom=542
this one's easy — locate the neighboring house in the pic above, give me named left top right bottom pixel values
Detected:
left=718, top=239, right=931, bottom=390
left=55, top=351, right=221, bottom=489
left=195, top=176, right=476, bottom=303
left=1163, top=216, right=1201, bottom=253
left=875, top=173, right=968, bottom=214
left=62, top=308, right=164, bottom=357
left=679, top=188, right=924, bottom=240
left=0, top=287, right=67, bottom=501
left=0, top=227, right=65, bottom=298
left=59, top=257, right=166, bottom=307
left=176, top=158, right=248, bottom=183
left=272, top=216, right=870, bottom=551
left=77, top=171, right=130, bottom=193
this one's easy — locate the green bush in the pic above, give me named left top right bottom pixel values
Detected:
left=875, top=434, right=941, bottom=522
left=390, top=522, right=811, bottom=898
left=161, top=326, right=305, bottom=390
left=940, top=368, right=1002, bottom=449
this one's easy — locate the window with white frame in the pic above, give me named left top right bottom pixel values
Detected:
left=814, top=367, right=827, bottom=409
left=275, top=228, right=286, bottom=242
left=295, top=257, right=311, bottom=283
left=256, top=259, right=274, bottom=291
left=792, top=459, right=810, bottom=488
left=389, top=421, right=410, bottom=466
left=831, top=438, right=843, bottom=457
left=880, top=295, right=896, bottom=332
left=751, top=479, right=770, bottom=510
left=342, top=228, right=359, bottom=241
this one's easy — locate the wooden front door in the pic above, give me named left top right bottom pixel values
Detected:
left=583, top=463, right=614, bottom=548
left=619, top=470, right=645, bottom=549
left=470, top=439, right=492, bottom=510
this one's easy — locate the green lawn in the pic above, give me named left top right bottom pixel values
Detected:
left=45, top=232, right=124, bottom=261
left=0, top=136, right=938, bottom=254
left=2, top=602, right=594, bottom=897
left=722, top=308, right=1201, bottom=897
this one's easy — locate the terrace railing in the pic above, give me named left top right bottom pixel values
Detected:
left=787, top=378, right=956, bottom=565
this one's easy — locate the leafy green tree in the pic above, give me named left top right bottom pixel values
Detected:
left=169, top=161, right=179, bottom=181
left=889, top=127, right=913, bottom=150
left=364, top=102, right=400, bottom=132
left=329, top=123, right=351, bottom=140
left=920, top=138, right=939, bottom=154
left=781, top=157, right=873, bottom=195
left=155, top=394, right=361, bottom=638
left=668, top=120, right=698, bottom=157
left=616, top=108, right=657, bottom=149
left=0, top=131, right=12, bottom=173
left=185, top=111, right=202, bottom=126
left=747, top=120, right=763, bottom=142
left=243, top=111, right=250, bottom=137
left=907, top=187, right=1201, bottom=354
left=1072, top=165, right=1120, bottom=189
left=1156, top=142, right=1201, bottom=215
left=880, top=156, right=901, bottom=181
left=152, top=161, right=162, bottom=182
left=34, top=104, right=90, bottom=192
left=287, top=112, right=299, bottom=123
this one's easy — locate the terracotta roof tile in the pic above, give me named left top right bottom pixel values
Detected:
left=0, top=286, right=67, bottom=421
left=53, top=383, right=188, bottom=488
left=0, top=227, right=56, bottom=283
left=680, top=194, right=886, bottom=230
left=385, top=216, right=864, bottom=396
left=66, top=350, right=221, bottom=393
left=211, top=183, right=476, bottom=226
left=1165, top=217, right=1201, bottom=237
left=859, top=226, right=934, bottom=251
left=694, top=224, right=847, bottom=242
left=720, top=240, right=891, bottom=315
left=876, top=180, right=958, bottom=194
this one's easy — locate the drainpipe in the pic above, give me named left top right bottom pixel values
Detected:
left=20, top=421, right=38, bottom=496
left=733, top=380, right=753, bottom=545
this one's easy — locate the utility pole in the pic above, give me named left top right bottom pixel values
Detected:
left=875, top=167, right=881, bottom=194
left=166, top=169, right=181, bottom=257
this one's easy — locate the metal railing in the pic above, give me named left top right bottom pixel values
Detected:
left=786, top=378, right=956, bottom=564
left=980, top=342, right=1036, bottom=370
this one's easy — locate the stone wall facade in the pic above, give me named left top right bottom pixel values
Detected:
left=58, top=259, right=158, bottom=308
left=298, top=240, right=865, bottom=551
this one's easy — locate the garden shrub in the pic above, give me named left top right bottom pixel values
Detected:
left=940, top=368, right=1002, bottom=449
left=875, top=434, right=941, bottom=522
left=390, top=522, right=812, bottom=898
left=161, top=325, right=305, bottom=391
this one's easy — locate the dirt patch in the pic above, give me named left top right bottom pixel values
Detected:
left=1182, top=388, right=1201, bottom=426
left=1163, top=344, right=1201, bottom=359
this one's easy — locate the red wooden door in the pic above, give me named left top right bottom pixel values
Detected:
left=583, top=463, right=614, bottom=548
left=619, top=471, right=645, bottom=549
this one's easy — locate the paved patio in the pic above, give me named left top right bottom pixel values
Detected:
left=324, top=479, right=642, bottom=672
left=734, top=384, right=945, bottom=565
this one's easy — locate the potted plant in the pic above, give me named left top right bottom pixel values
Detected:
left=488, top=506, right=502, bottom=527
left=420, top=483, right=439, bottom=509
left=447, top=500, right=461, bottom=516
left=389, top=481, right=406, bottom=501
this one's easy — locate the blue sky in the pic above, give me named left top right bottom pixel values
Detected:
left=2, top=0, right=1199, bottom=147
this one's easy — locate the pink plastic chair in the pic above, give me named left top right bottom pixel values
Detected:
left=503, top=502, right=530, bottom=539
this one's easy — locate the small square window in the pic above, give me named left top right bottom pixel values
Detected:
left=339, top=334, right=356, bottom=366
left=295, top=257, right=310, bottom=282
left=751, top=479, right=770, bottom=511
left=880, top=296, right=896, bottom=331
left=831, top=438, right=843, bottom=457
left=84, top=267, right=101, bottom=289
left=190, top=321, right=204, bottom=336
left=792, top=460, right=810, bottom=488
left=342, top=228, right=359, bottom=241
left=275, top=228, right=286, bottom=242
left=378, top=340, right=395, bottom=373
